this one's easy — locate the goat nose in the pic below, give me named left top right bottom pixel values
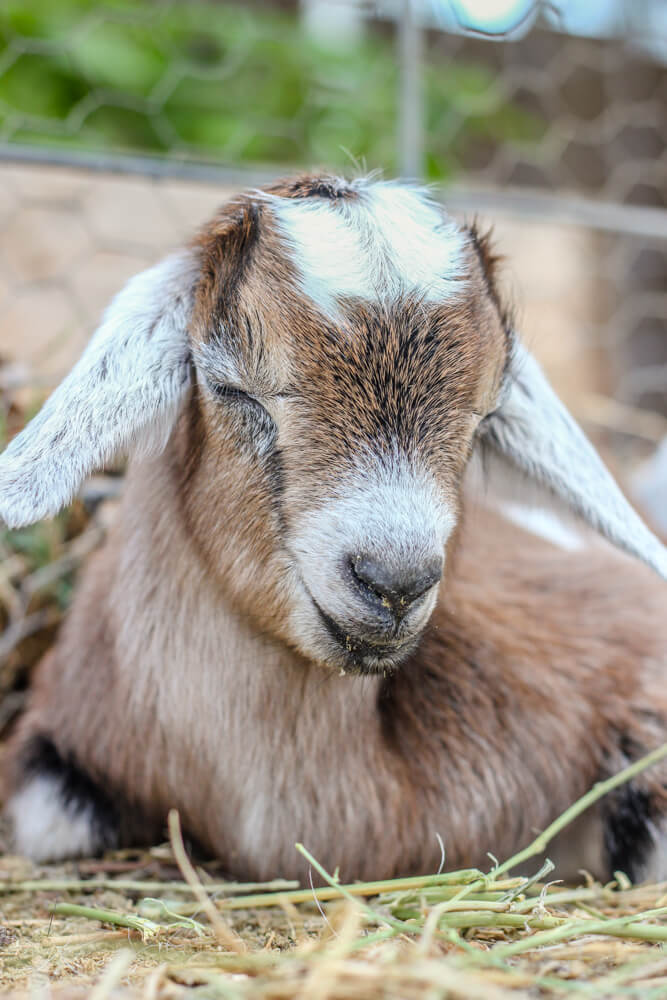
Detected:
left=350, top=554, right=442, bottom=618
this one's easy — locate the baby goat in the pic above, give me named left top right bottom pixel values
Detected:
left=1, top=175, right=666, bottom=883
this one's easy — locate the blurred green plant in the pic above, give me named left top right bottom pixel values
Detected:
left=1, top=510, right=79, bottom=611
left=0, top=390, right=83, bottom=616
left=0, top=0, right=541, bottom=179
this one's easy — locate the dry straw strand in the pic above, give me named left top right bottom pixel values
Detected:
left=167, top=807, right=247, bottom=954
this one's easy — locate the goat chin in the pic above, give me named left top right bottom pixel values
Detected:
left=2, top=173, right=666, bottom=882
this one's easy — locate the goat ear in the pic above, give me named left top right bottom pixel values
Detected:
left=0, top=252, right=199, bottom=528
left=479, top=343, right=667, bottom=580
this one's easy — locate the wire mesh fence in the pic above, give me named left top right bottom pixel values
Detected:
left=0, top=2, right=664, bottom=193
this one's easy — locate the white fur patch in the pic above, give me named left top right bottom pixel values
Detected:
left=500, top=502, right=584, bottom=551
left=638, top=818, right=667, bottom=882
left=8, top=776, right=100, bottom=862
left=268, top=180, right=466, bottom=317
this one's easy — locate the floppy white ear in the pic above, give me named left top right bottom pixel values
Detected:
left=0, top=251, right=199, bottom=528
left=480, top=344, right=667, bottom=580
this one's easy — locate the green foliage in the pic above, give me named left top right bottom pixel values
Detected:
left=2, top=508, right=79, bottom=609
left=0, top=0, right=542, bottom=177
left=4, top=521, right=56, bottom=567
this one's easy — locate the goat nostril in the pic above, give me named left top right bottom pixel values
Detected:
left=350, top=554, right=442, bottom=618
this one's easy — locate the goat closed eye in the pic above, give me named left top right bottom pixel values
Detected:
left=211, top=382, right=267, bottom=414
left=208, top=380, right=277, bottom=450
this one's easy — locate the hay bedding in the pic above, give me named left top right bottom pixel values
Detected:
left=3, top=839, right=667, bottom=1000
left=1, top=367, right=667, bottom=1000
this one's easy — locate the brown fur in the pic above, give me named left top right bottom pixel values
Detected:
left=5, top=176, right=667, bottom=881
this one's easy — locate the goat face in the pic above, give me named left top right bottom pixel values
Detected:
left=1, top=174, right=665, bottom=675
left=188, top=180, right=510, bottom=672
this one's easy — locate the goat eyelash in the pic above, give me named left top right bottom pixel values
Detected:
left=209, top=382, right=278, bottom=446
left=210, top=382, right=264, bottom=411
left=212, top=383, right=252, bottom=401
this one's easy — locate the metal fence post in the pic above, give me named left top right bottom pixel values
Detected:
left=398, top=0, right=424, bottom=179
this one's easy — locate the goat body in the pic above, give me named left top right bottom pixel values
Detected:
left=2, top=175, right=666, bottom=882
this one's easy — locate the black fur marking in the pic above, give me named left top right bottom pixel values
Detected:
left=603, top=782, right=657, bottom=881
left=21, top=735, right=120, bottom=853
left=20, top=734, right=160, bottom=854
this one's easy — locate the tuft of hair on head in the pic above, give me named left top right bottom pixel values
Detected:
left=466, top=219, right=515, bottom=333
left=265, top=173, right=359, bottom=202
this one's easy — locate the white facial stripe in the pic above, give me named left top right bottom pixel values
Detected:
left=499, top=502, right=585, bottom=552
left=268, top=180, right=467, bottom=317
left=365, top=183, right=466, bottom=301
left=270, top=197, right=371, bottom=314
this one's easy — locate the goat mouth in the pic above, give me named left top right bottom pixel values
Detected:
left=311, top=598, right=420, bottom=674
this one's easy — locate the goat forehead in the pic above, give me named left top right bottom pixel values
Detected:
left=266, top=181, right=467, bottom=318
left=278, top=306, right=497, bottom=478
left=299, top=304, right=485, bottom=400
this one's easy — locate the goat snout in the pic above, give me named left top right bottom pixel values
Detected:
left=348, top=553, right=443, bottom=622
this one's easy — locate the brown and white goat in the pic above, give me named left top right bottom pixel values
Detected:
left=1, top=175, right=666, bottom=883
